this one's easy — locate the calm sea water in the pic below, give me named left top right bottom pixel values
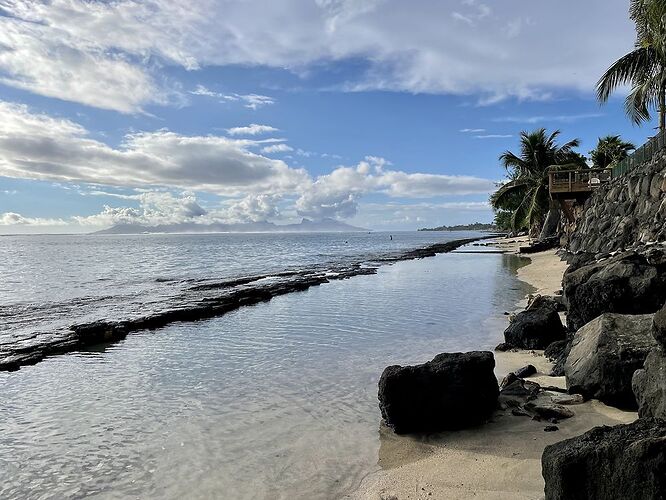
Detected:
left=0, top=231, right=530, bottom=499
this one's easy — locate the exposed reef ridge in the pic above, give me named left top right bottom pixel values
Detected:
left=0, top=236, right=490, bottom=372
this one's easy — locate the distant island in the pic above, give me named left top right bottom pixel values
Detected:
left=418, top=222, right=497, bottom=232
left=95, top=218, right=368, bottom=235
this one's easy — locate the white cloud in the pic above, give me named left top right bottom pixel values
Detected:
left=229, top=94, right=276, bottom=110
left=0, top=0, right=635, bottom=111
left=460, top=128, right=486, bottom=133
left=73, top=191, right=207, bottom=226
left=493, top=113, right=605, bottom=124
left=296, top=156, right=494, bottom=218
left=0, top=102, right=495, bottom=224
left=227, top=124, right=280, bottom=136
left=0, top=9, right=172, bottom=113
left=223, top=194, right=281, bottom=222
left=0, top=101, right=308, bottom=195
left=261, top=144, right=294, bottom=154
left=190, top=86, right=277, bottom=110
left=0, top=211, right=67, bottom=226
left=0, top=189, right=281, bottom=229
left=189, top=85, right=221, bottom=97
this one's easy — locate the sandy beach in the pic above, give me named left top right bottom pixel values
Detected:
left=347, top=237, right=637, bottom=500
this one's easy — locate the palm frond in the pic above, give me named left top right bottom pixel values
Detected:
left=596, top=47, right=657, bottom=103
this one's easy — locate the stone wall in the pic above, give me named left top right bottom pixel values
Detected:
left=567, top=151, right=666, bottom=254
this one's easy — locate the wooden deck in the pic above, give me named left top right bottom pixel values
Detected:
left=548, top=168, right=612, bottom=200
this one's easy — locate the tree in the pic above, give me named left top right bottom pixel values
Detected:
left=597, top=0, right=666, bottom=130
left=490, top=128, right=586, bottom=237
left=589, top=135, right=636, bottom=169
left=493, top=209, right=517, bottom=232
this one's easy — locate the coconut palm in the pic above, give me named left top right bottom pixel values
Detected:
left=490, top=128, right=586, bottom=237
left=597, top=0, right=666, bottom=130
left=589, top=135, right=636, bottom=169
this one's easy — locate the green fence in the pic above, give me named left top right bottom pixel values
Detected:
left=612, top=129, right=666, bottom=177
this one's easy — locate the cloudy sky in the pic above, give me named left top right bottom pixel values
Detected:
left=0, top=0, right=652, bottom=233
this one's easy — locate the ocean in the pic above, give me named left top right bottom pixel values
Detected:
left=0, top=231, right=531, bottom=499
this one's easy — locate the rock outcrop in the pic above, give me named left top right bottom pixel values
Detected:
left=563, top=249, right=666, bottom=331
left=568, top=148, right=666, bottom=254
left=542, top=418, right=666, bottom=500
left=544, top=338, right=572, bottom=377
left=564, top=313, right=657, bottom=408
left=633, top=349, right=666, bottom=419
left=633, top=302, right=666, bottom=419
left=526, top=294, right=566, bottom=312
left=653, top=300, right=666, bottom=348
left=378, top=351, right=499, bottom=434
left=502, top=301, right=566, bottom=350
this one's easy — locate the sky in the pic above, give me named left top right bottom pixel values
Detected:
left=0, top=0, right=656, bottom=233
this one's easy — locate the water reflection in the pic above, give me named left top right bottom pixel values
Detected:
left=0, top=251, right=530, bottom=500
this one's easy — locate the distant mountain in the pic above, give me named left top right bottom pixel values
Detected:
left=418, top=222, right=497, bottom=232
left=94, top=218, right=368, bottom=235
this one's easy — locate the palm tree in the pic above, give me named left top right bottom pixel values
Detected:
left=597, top=0, right=666, bottom=130
left=589, top=135, right=636, bottom=169
left=490, top=128, right=586, bottom=237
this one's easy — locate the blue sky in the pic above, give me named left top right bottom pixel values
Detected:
left=0, top=0, right=656, bottom=233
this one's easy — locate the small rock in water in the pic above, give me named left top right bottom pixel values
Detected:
left=511, top=407, right=530, bottom=417
left=499, top=372, right=518, bottom=390
left=514, top=364, right=537, bottom=378
left=495, top=342, right=514, bottom=352
left=544, top=425, right=559, bottom=432
left=528, top=403, right=574, bottom=420
left=500, top=379, right=531, bottom=397
left=552, top=393, right=584, bottom=405
left=540, top=385, right=568, bottom=394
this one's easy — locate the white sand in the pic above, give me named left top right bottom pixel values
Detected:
left=346, top=239, right=637, bottom=500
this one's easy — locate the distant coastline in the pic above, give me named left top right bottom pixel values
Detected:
left=418, top=222, right=497, bottom=232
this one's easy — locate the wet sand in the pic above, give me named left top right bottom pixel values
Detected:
left=347, top=237, right=637, bottom=500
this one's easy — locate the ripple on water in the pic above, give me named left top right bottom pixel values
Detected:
left=0, top=251, right=531, bottom=500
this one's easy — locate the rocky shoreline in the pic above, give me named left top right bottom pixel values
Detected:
left=0, top=236, right=494, bottom=372
left=351, top=237, right=666, bottom=499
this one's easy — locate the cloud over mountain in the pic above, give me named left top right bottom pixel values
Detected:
left=0, top=101, right=495, bottom=225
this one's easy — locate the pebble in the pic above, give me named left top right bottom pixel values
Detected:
left=552, top=394, right=585, bottom=405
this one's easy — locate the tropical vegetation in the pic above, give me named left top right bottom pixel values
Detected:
left=597, top=0, right=666, bottom=130
left=489, top=2, right=663, bottom=239
left=589, top=135, right=636, bottom=169
left=489, top=128, right=586, bottom=236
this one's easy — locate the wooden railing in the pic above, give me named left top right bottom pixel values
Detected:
left=548, top=168, right=613, bottom=195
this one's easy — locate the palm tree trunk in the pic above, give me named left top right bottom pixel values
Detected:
left=538, top=206, right=561, bottom=240
left=659, top=80, right=666, bottom=132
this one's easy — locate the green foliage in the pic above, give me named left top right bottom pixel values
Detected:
left=493, top=210, right=519, bottom=232
left=589, top=135, right=636, bottom=169
left=597, top=0, right=666, bottom=129
left=489, top=128, right=586, bottom=235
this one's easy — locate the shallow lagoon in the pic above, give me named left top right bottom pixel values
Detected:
left=0, top=240, right=529, bottom=499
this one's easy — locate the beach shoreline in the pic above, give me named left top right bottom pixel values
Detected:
left=347, top=237, right=637, bottom=500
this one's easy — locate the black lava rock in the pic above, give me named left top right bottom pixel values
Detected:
left=542, top=418, right=666, bottom=500
left=378, top=351, right=499, bottom=434
left=503, top=305, right=566, bottom=350
left=514, top=364, right=537, bottom=378
left=563, top=251, right=666, bottom=331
